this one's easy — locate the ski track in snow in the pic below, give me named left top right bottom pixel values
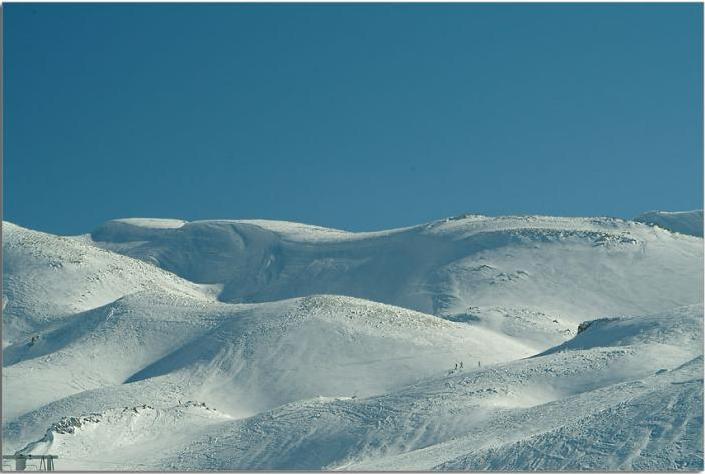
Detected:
left=2, top=212, right=703, bottom=471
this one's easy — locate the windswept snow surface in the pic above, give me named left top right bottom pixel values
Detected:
left=634, top=210, right=704, bottom=237
left=2, top=212, right=703, bottom=471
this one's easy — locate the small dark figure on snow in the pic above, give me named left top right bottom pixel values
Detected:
left=459, top=361, right=463, bottom=369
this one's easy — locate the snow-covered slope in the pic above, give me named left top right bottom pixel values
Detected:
left=2, top=222, right=213, bottom=347
left=14, top=401, right=232, bottom=471
left=10, top=306, right=701, bottom=471
left=2, top=213, right=702, bottom=471
left=2, top=292, right=532, bottom=441
left=88, top=215, right=703, bottom=327
left=635, top=210, right=703, bottom=237
left=159, top=305, right=703, bottom=471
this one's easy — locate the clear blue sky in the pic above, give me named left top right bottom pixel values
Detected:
left=4, top=3, right=703, bottom=235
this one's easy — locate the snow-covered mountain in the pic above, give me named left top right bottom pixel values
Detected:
left=88, top=215, right=702, bottom=323
left=2, top=212, right=703, bottom=471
